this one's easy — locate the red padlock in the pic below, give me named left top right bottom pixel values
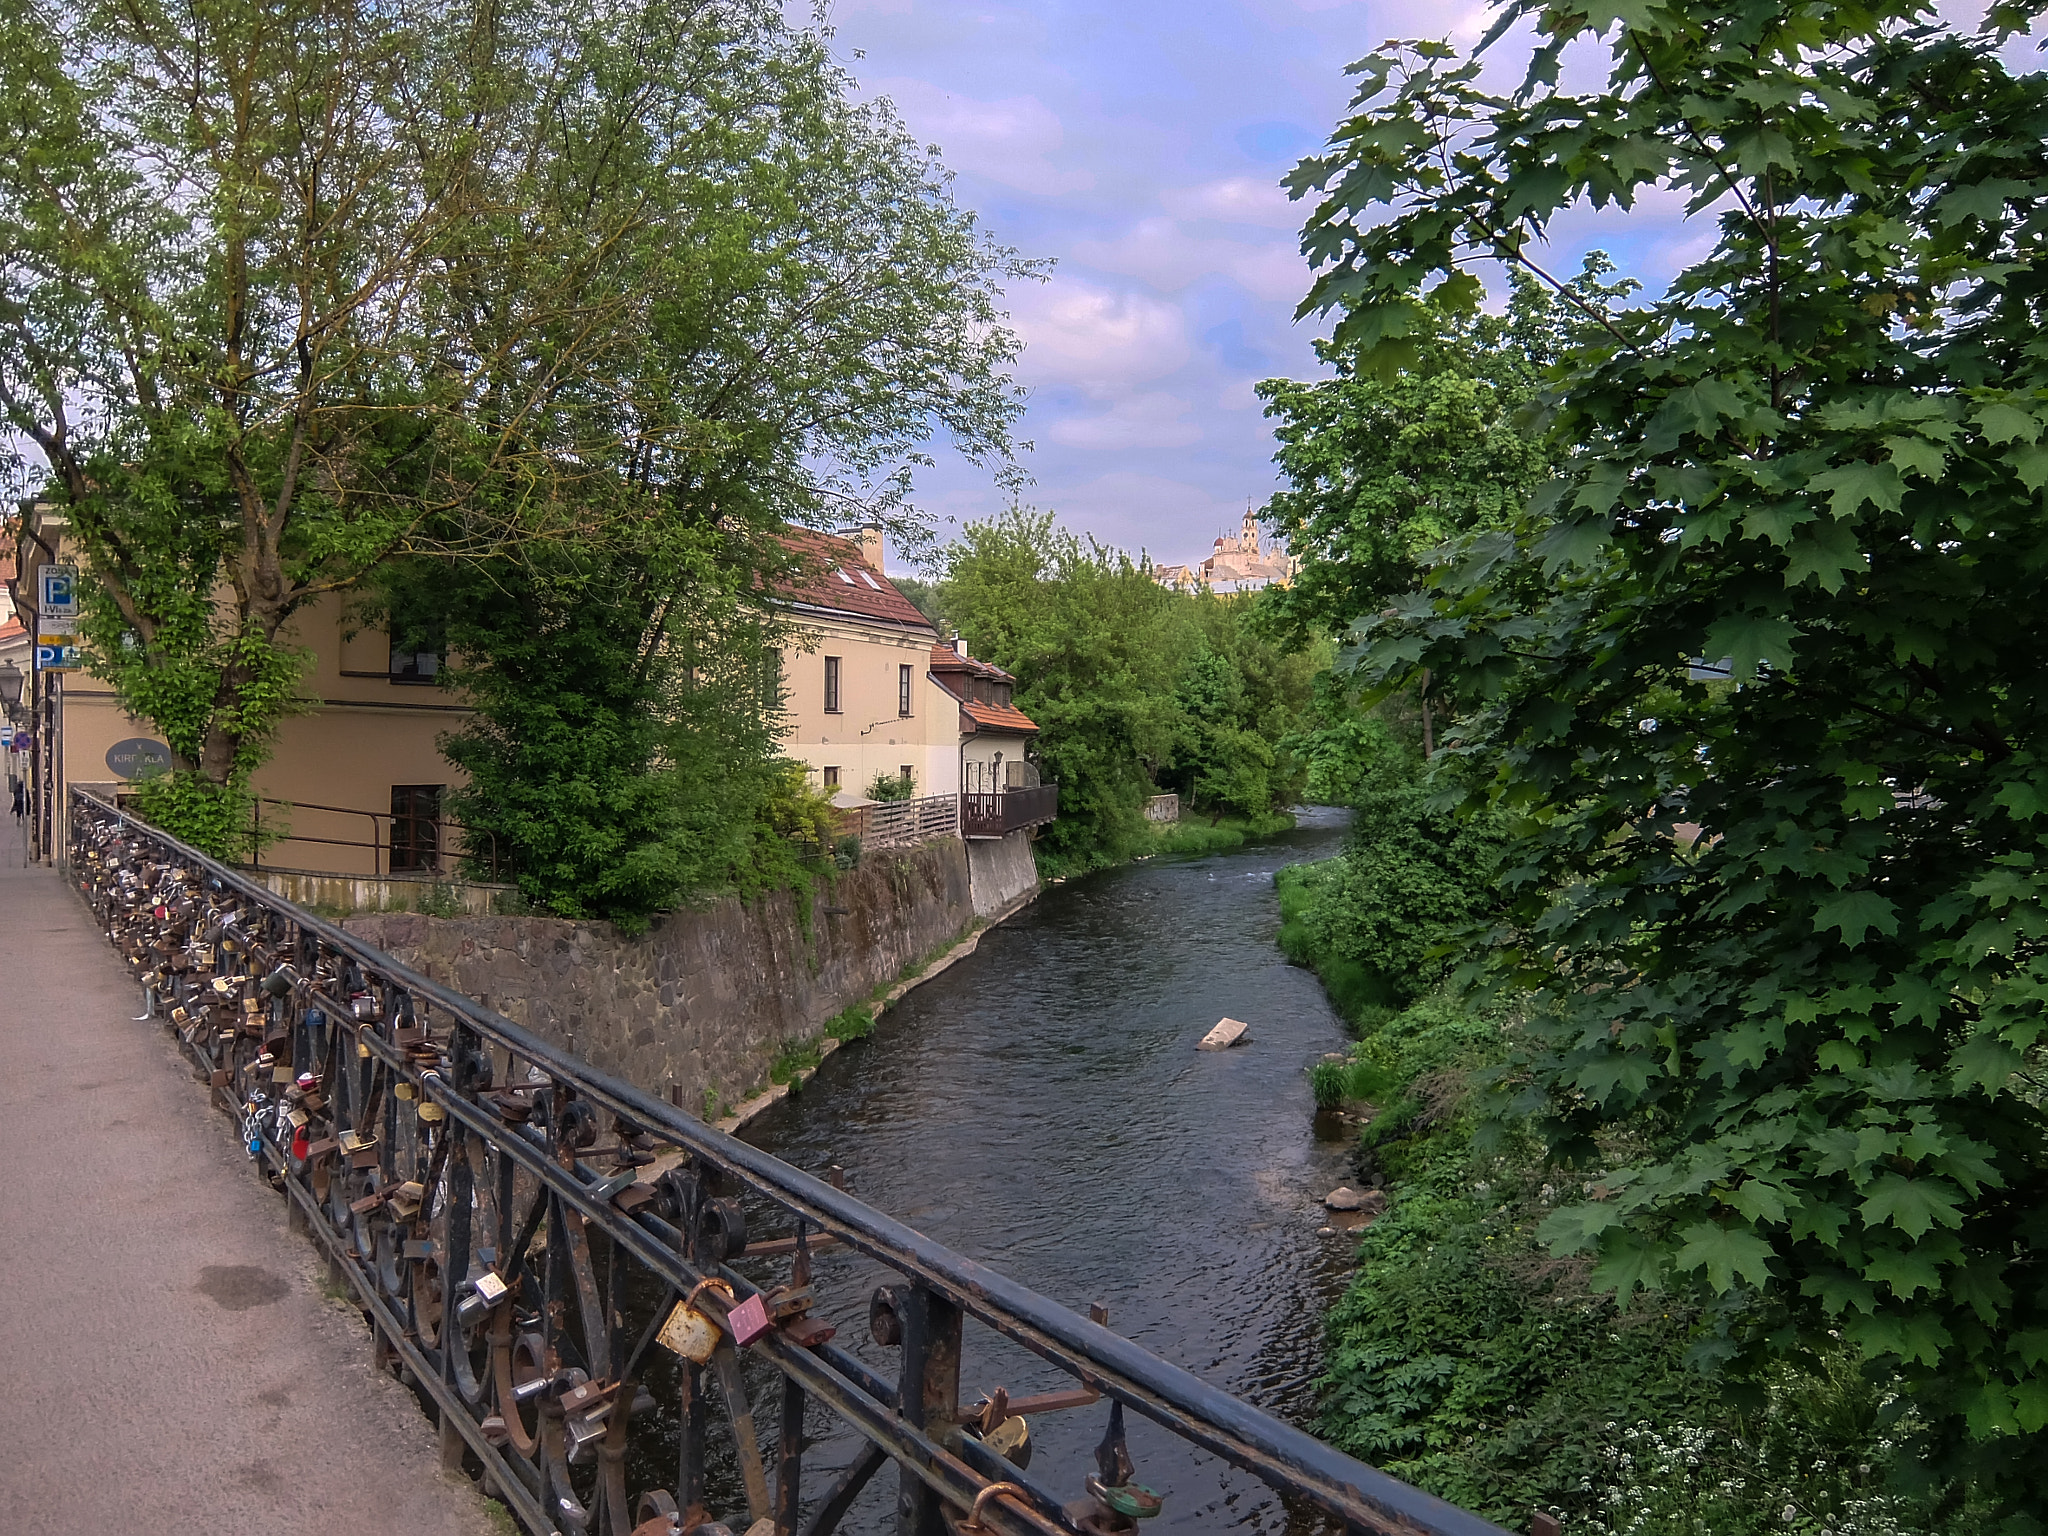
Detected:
left=290, top=1124, right=310, bottom=1160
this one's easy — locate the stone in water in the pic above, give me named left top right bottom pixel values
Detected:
left=1324, top=1186, right=1366, bottom=1211
left=1197, top=1017, right=1250, bottom=1051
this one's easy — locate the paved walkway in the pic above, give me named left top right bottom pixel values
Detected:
left=0, top=833, right=499, bottom=1535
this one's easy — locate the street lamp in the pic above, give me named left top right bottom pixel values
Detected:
left=0, top=659, right=22, bottom=720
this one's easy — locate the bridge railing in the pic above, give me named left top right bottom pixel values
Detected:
left=66, top=785, right=1507, bottom=1536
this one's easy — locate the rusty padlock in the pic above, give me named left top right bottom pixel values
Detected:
left=655, top=1278, right=734, bottom=1364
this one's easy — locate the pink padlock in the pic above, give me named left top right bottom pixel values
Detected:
left=727, top=1291, right=772, bottom=1347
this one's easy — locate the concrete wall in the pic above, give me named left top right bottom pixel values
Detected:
left=343, top=837, right=976, bottom=1112
left=967, top=828, right=1039, bottom=918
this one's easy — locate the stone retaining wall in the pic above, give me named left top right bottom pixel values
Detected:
left=346, top=838, right=977, bottom=1113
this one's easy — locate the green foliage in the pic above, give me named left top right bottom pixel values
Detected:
left=1280, top=756, right=1511, bottom=1008
left=5, top=0, right=1031, bottom=798
left=126, top=769, right=258, bottom=862
left=388, top=534, right=833, bottom=931
left=1258, top=266, right=1623, bottom=648
left=931, top=507, right=1318, bottom=867
left=825, top=1004, right=876, bottom=1043
left=1293, top=0, right=2048, bottom=1508
left=867, top=770, right=916, bottom=802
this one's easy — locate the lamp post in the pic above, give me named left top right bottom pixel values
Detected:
left=0, top=658, right=22, bottom=721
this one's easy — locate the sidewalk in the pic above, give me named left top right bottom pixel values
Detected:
left=0, top=840, right=499, bottom=1535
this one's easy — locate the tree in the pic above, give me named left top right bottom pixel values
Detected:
left=1292, top=0, right=2048, bottom=1511
left=1258, top=267, right=1615, bottom=644
left=1, top=0, right=1029, bottom=853
left=933, top=507, right=1194, bottom=865
left=1166, top=593, right=1319, bottom=820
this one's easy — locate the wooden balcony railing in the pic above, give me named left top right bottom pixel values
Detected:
left=960, top=783, right=1058, bottom=839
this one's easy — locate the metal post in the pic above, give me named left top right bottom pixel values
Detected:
left=896, top=1281, right=962, bottom=1536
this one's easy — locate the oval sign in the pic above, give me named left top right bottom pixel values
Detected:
left=106, top=737, right=173, bottom=779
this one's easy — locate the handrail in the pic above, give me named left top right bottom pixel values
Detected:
left=67, top=785, right=1508, bottom=1536
left=238, top=794, right=501, bottom=881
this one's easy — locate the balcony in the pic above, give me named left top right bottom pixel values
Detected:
left=959, top=783, right=1058, bottom=839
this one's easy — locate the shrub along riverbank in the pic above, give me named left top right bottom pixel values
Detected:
left=1282, top=746, right=1982, bottom=1536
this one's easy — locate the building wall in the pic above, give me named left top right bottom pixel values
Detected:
left=961, top=730, right=1033, bottom=791
left=778, top=612, right=959, bottom=799
left=35, top=554, right=469, bottom=872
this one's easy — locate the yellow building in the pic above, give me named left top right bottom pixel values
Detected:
left=12, top=503, right=1052, bottom=874
left=10, top=501, right=464, bottom=877
left=771, top=527, right=964, bottom=804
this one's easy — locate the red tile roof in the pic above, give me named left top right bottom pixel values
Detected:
left=928, top=642, right=1017, bottom=683
left=958, top=697, right=1038, bottom=735
left=771, top=529, right=932, bottom=630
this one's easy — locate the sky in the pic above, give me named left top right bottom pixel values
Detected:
left=823, top=0, right=1711, bottom=573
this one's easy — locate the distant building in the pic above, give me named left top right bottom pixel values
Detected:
left=1154, top=508, right=1296, bottom=594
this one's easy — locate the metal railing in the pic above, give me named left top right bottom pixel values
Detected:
left=241, top=795, right=504, bottom=881
left=960, top=785, right=1059, bottom=840
left=67, top=785, right=1505, bottom=1536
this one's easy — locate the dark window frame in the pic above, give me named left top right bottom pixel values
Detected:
left=822, top=766, right=841, bottom=789
left=824, top=655, right=842, bottom=714
left=898, top=663, right=913, bottom=716
left=390, top=784, right=443, bottom=872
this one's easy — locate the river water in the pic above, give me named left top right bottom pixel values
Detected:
left=738, top=806, right=1359, bottom=1534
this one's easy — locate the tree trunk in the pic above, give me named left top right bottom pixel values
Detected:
left=1420, top=669, right=1434, bottom=759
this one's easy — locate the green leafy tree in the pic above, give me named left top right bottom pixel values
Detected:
left=1259, top=268, right=1616, bottom=644
left=2, top=0, right=1028, bottom=854
left=934, top=507, right=1195, bottom=864
left=1166, top=594, right=1320, bottom=819
left=1293, top=0, right=2048, bottom=1510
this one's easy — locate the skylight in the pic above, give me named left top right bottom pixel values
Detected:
left=836, top=568, right=856, bottom=584
left=859, top=570, right=882, bottom=590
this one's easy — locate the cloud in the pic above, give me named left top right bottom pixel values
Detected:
left=1161, top=175, right=1302, bottom=230
left=866, top=76, right=1094, bottom=196
left=1006, top=277, right=1190, bottom=395
left=1042, top=470, right=1257, bottom=560
left=1069, top=218, right=1307, bottom=301
left=1044, top=391, right=1201, bottom=451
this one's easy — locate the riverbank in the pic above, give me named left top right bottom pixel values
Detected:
left=1278, top=849, right=1981, bottom=1536
left=1035, top=807, right=1298, bottom=881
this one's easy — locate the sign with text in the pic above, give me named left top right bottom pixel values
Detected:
left=37, top=564, right=78, bottom=619
left=105, top=738, right=172, bottom=779
left=34, top=643, right=79, bottom=670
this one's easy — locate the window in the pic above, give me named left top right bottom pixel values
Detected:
left=390, top=785, right=442, bottom=872
left=389, top=616, right=444, bottom=684
left=824, top=656, right=841, bottom=713
left=859, top=570, right=882, bottom=590
left=822, top=766, right=840, bottom=788
left=898, top=663, right=913, bottom=716
left=900, top=765, right=914, bottom=783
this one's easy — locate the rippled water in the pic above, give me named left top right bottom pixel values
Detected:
left=739, top=807, right=1359, bottom=1533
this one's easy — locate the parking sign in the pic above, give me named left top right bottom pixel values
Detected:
left=38, top=564, right=78, bottom=618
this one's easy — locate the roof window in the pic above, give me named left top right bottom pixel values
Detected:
left=836, top=568, right=856, bottom=584
left=859, top=570, right=882, bottom=590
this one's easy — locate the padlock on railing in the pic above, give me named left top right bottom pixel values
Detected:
left=654, top=1277, right=734, bottom=1364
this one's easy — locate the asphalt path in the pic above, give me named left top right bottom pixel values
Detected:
left=0, top=834, right=499, bottom=1535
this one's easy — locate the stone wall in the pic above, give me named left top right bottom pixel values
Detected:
left=345, top=838, right=976, bottom=1113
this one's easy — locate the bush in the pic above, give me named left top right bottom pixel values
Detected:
left=867, top=770, right=915, bottom=802
left=1284, top=755, right=1510, bottom=1007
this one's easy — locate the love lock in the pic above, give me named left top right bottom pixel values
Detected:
left=655, top=1278, right=734, bottom=1364
left=456, top=1270, right=513, bottom=1328
left=1069, top=1403, right=1162, bottom=1533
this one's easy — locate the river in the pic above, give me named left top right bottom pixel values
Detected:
left=737, top=806, right=1359, bottom=1534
